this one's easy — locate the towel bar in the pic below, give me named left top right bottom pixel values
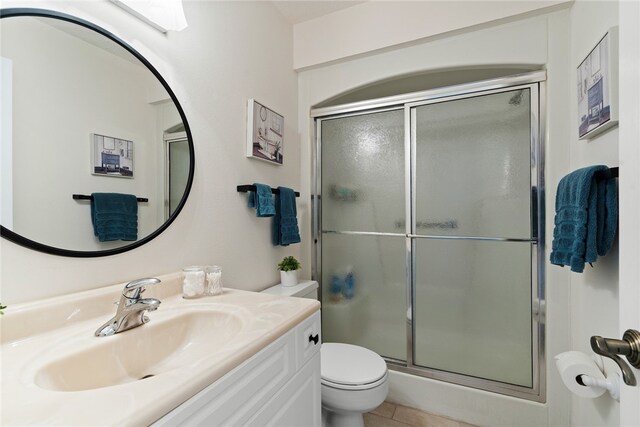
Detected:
left=595, top=167, right=619, bottom=179
left=237, top=185, right=300, bottom=197
left=73, top=194, right=149, bottom=203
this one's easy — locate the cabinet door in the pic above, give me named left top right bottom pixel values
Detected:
left=296, top=311, right=321, bottom=367
left=152, top=329, right=296, bottom=426
left=247, top=352, right=321, bottom=427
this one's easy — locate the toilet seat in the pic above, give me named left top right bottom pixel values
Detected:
left=321, top=371, right=388, bottom=391
left=321, top=343, right=388, bottom=391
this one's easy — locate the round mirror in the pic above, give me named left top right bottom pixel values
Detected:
left=0, top=9, right=194, bottom=257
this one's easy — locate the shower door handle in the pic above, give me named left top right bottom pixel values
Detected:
left=590, top=329, right=640, bottom=386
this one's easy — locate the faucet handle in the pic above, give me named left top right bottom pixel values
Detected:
left=123, top=277, right=161, bottom=299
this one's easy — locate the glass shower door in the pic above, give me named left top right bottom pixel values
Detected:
left=411, top=88, right=536, bottom=387
left=314, top=74, right=544, bottom=399
left=319, top=109, right=407, bottom=361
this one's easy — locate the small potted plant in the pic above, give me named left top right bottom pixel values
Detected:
left=278, top=256, right=301, bottom=287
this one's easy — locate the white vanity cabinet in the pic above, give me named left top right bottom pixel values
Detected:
left=153, top=311, right=322, bottom=427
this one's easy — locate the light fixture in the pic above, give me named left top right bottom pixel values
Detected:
left=110, top=0, right=188, bottom=33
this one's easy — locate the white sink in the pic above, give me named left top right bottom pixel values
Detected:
left=34, top=309, right=244, bottom=392
left=1, top=272, right=320, bottom=426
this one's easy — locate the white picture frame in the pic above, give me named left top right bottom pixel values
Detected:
left=246, top=99, right=284, bottom=165
left=577, top=27, right=619, bottom=140
left=91, top=133, right=134, bottom=178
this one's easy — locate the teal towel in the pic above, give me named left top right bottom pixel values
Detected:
left=550, top=166, right=617, bottom=272
left=247, top=183, right=275, bottom=217
left=273, top=186, right=300, bottom=246
left=91, top=193, right=138, bottom=242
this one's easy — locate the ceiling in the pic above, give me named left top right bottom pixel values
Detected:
left=272, top=1, right=366, bottom=24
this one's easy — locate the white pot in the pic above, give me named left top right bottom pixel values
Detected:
left=280, top=270, right=299, bottom=287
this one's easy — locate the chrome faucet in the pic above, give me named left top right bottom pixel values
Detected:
left=95, top=278, right=162, bottom=337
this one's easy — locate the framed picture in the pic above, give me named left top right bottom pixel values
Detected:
left=246, top=99, right=283, bottom=165
left=577, top=27, right=619, bottom=139
left=91, top=133, right=134, bottom=178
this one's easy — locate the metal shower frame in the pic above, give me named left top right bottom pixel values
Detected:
left=311, top=71, right=547, bottom=402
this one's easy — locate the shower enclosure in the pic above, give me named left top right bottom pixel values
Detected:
left=312, top=72, right=545, bottom=400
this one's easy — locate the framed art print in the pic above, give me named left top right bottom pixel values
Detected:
left=246, top=99, right=284, bottom=165
left=91, top=133, right=134, bottom=178
left=577, top=27, right=619, bottom=139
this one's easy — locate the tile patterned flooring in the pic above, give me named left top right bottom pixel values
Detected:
left=365, top=402, right=478, bottom=427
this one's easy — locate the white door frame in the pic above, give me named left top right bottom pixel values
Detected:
left=618, top=0, right=640, bottom=424
left=1, top=57, right=13, bottom=229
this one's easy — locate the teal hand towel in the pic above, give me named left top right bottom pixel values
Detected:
left=91, top=193, right=138, bottom=242
left=550, top=166, right=617, bottom=272
left=273, top=186, right=300, bottom=246
left=247, top=183, right=275, bottom=217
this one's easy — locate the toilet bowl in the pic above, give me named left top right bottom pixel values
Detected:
left=260, top=282, right=389, bottom=427
left=321, top=343, right=389, bottom=427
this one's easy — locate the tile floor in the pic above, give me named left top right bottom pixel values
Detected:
left=365, top=401, right=478, bottom=427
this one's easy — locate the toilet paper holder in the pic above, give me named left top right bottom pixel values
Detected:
left=590, top=329, right=640, bottom=386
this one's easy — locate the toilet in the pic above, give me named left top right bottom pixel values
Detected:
left=261, top=281, right=389, bottom=427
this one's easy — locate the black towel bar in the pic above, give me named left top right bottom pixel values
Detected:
left=73, top=194, right=149, bottom=203
left=237, top=185, right=300, bottom=197
left=595, top=167, right=619, bottom=179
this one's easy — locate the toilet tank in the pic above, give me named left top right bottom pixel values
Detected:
left=261, top=280, right=319, bottom=300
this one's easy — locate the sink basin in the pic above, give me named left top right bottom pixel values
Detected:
left=34, top=308, right=243, bottom=392
left=2, top=272, right=320, bottom=426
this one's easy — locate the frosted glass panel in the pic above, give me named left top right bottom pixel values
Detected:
left=317, top=81, right=541, bottom=397
left=321, top=110, right=404, bottom=233
left=413, top=239, right=532, bottom=387
left=415, top=90, right=531, bottom=238
left=321, top=233, right=406, bottom=361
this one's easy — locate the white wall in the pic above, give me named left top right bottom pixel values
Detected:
left=0, top=0, right=300, bottom=304
left=293, top=0, right=572, bottom=70
left=298, top=8, right=575, bottom=427
left=618, top=1, right=640, bottom=424
left=568, top=1, right=620, bottom=426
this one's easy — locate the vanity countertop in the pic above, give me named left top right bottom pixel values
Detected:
left=0, top=273, right=320, bottom=426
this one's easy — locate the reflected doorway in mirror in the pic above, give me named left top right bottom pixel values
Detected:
left=91, top=133, right=134, bottom=178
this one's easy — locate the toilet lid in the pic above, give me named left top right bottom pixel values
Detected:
left=321, top=343, right=387, bottom=387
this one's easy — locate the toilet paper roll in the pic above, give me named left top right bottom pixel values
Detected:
left=555, top=351, right=606, bottom=398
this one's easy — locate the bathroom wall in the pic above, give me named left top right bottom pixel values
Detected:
left=568, top=1, right=620, bottom=426
left=0, top=0, right=300, bottom=304
left=298, top=8, right=576, bottom=427
left=618, top=1, right=640, bottom=423
left=292, top=0, right=572, bottom=70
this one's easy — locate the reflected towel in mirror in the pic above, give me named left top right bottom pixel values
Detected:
left=90, top=193, right=138, bottom=242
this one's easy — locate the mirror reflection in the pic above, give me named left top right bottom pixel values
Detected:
left=0, top=14, right=192, bottom=253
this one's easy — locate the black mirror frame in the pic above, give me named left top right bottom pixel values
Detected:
left=0, top=8, right=195, bottom=257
